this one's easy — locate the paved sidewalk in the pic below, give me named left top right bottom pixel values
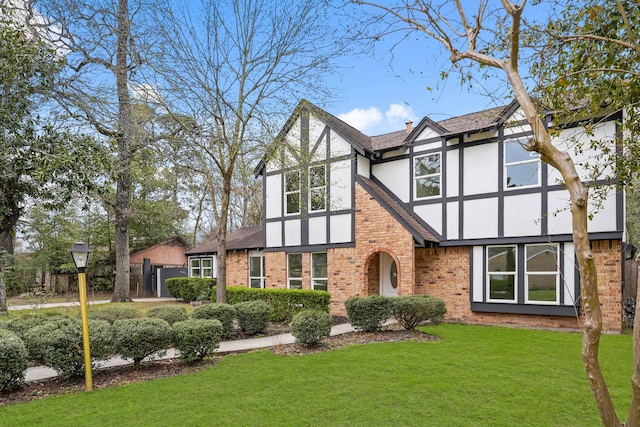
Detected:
left=9, top=297, right=177, bottom=311
left=24, top=323, right=356, bottom=383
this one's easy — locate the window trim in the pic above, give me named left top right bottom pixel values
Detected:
left=413, top=153, right=441, bottom=200
left=308, top=165, right=327, bottom=213
left=486, top=245, right=518, bottom=304
left=524, top=243, right=560, bottom=305
left=311, top=252, right=328, bottom=291
left=189, top=256, right=215, bottom=278
left=287, top=253, right=303, bottom=289
left=284, top=170, right=301, bottom=215
left=249, top=252, right=265, bottom=289
left=504, top=137, right=541, bottom=190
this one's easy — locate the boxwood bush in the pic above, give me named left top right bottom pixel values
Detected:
left=0, top=329, right=28, bottom=392
left=91, top=305, right=141, bottom=324
left=390, top=295, right=447, bottom=330
left=166, top=277, right=216, bottom=302
left=113, top=317, right=173, bottom=367
left=234, top=300, right=269, bottom=335
left=24, top=318, right=113, bottom=380
left=146, top=305, right=189, bottom=325
left=290, top=309, right=333, bottom=346
left=7, top=312, right=68, bottom=340
left=344, top=295, right=392, bottom=332
left=226, top=287, right=330, bottom=322
left=172, top=319, right=223, bottom=362
left=192, top=303, right=235, bottom=339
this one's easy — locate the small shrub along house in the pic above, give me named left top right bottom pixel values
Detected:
left=187, top=99, right=626, bottom=332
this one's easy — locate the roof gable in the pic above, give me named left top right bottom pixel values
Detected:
left=185, top=226, right=264, bottom=255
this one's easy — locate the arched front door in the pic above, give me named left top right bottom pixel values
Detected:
left=379, top=252, right=398, bottom=297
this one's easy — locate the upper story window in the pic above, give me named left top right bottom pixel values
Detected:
left=249, top=253, right=265, bottom=289
left=487, top=245, right=516, bottom=303
left=287, top=253, right=303, bottom=289
left=285, top=171, right=301, bottom=215
left=311, top=252, right=328, bottom=291
left=414, top=153, right=441, bottom=199
left=309, top=165, right=326, bottom=212
left=525, top=244, right=559, bottom=304
left=504, top=138, right=540, bottom=189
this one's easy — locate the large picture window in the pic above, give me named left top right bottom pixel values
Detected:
left=414, top=153, right=441, bottom=199
left=287, top=253, right=302, bottom=289
left=311, top=252, right=328, bottom=291
left=285, top=171, right=301, bottom=215
left=525, top=244, right=559, bottom=304
left=504, top=138, right=540, bottom=189
left=249, top=253, right=265, bottom=289
left=309, top=165, right=326, bottom=212
left=487, top=245, right=516, bottom=302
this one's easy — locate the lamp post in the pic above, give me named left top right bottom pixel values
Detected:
left=70, top=242, right=92, bottom=391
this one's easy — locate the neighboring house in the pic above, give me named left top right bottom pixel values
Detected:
left=191, top=99, right=625, bottom=332
left=129, top=237, right=189, bottom=296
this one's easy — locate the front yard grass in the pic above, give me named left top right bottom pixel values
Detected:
left=0, top=323, right=632, bottom=426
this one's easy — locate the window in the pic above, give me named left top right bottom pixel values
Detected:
left=414, top=153, right=441, bottom=199
left=487, top=245, right=516, bottom=302
left=311, top=252, right=328, bottom=291
left=249, top=253, right=265, bottom=289
left=309, top=165, right=326, bottom=212
left=190, top=257, right=214, bottom=278
left=285, top=171, right=301, bottom=214
left=287, top=253, right=302, bottom=289
left=525, top=244, right=559, bottom=304
left=505, top=138, right=540, bottom=188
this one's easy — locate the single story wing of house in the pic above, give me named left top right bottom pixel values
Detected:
left=187, top=99, right=627, bottom=332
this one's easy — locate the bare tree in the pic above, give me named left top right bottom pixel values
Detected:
left=355, top=1, right=634, bottom=425
left=151, top=0, right=350, bottom=303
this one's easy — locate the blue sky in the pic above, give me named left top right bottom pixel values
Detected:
left=322, top=1, right=552, bottom=137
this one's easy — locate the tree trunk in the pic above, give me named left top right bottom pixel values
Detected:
left=112, top=0, right=132, bottom=303
left=215, top=172, right=233, bottom=304
left=0, top=256, right=6, bottom=314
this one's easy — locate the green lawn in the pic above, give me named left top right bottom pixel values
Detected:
left=0, top=324, right=632, bottom=426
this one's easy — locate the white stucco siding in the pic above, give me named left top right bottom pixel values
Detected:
left=562, top=243, right=576, bottom=304
left=265, top=222, right=282, bottom=248
left=382, top=148, right=408, bottom=159
left=330, top=214, right=352, bottom=243
left=446, top=202, right=459, bottom=240
left=284, top=219, right=301, bottom=246
left=472, top=246, right=484, bottom=302
left=463, top=198, right=499, bottom=239
left=330, top=159, right=352, bottom=211
left=329, top=132, right=352, bottom=157
left=463, top=144, right=499, bottom=195
left=372, top=159, right=411, bottom=203
left=446, top=150, right=459, bottom=197
left=413, top=142, right=441, bottom=153
left=586, top=187, right=619, bottom=233
left=503, top=193, right=541, bottom=237
left=308, top=216, right=327, bottom=245
left=309, top=116, right=327, bottom=162
left=265, top=174, right=282, bottom=219
left=414, top=204, right=442, bottom=235
left=357, top=155, right=370, bottom=178
left=416, top=127, right=441, bottom=140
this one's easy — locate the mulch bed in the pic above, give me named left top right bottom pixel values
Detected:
left=1, top=321, right=438, bottom=406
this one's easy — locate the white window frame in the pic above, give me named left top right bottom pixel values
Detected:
left=308, top=165, right=326, bottom=212
left=504, top=137, right=541, bottom=190
left=287, top=253, right=303, bottom=289
left=486, top=245, right=517, bottom=303
left=285, top=170, right=301, bottom=215
left=311, top=252, right=328, bottom=291
left=524, top=243, right=560, bottom=305
left=249, top=252, right=265, bottom=289
left=414, top=153, right=441, bottom=200
left=189, top=256, right=215, bottom=278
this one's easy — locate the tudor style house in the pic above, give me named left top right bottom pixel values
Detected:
left=188, top=99, right=625, bottom=332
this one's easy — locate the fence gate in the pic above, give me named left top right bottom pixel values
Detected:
left=155, top=266, right=188, bottom=297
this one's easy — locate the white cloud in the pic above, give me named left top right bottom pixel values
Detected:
left=386, top=103, right=418, bottom=127
left=338, top=107, right=383, bottom=132
left=130, top=83, right=163, bottom=104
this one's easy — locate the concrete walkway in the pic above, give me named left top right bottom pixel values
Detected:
left=25, top=322, right=357, bottom=383
left=8, top=297, right=177, bottom=311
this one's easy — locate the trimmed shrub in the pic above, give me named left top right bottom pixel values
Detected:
left=91, top=305, right=140, bottom=324
left=290, top=309, right=333, bottom=346
left=7, top=312, right=68, bottom=340
left=344, top=295, right=391, bottom=332
left=166, top=277, right=216, bottom=302
left=192, top=303, right=236, bottom=339
left=146, top=306, right=189, bottom=325
left=24, top=318, right=113, bottom=380
left=0, top=321, right=8, bottom=330
left=113, top=317, right=173, bottom=367
left=0, top=329, right=28, bottom=391
left=226, top=287, right=330, bottom=322
left=234, top=300, right=269, bottom=335
left=172, top=319, right=223, bottom=362
left=390, top=296, right=447, bottom=330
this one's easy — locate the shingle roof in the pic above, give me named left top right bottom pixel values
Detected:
left=185, top=226, right=264, bottom=255
left=438, top=105, right=509, bottom=136
left=370, top=129, right=407, bottom=151
left=356, top=175, right=439, bottom=246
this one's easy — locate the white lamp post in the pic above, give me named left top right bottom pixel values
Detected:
left=70, top=242, right=92, bottom=391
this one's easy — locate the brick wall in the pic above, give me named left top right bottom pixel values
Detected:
left=226, top=251, right=248, bottom=287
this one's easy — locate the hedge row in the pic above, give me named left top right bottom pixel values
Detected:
left=226, top=286, right=330, bottom=322
left=345, top=295, right=446, bottom=332
left=165, top=277, right=216, bottom=302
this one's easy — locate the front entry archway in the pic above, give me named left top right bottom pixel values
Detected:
left=379, top=252, right=398, bottom=297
